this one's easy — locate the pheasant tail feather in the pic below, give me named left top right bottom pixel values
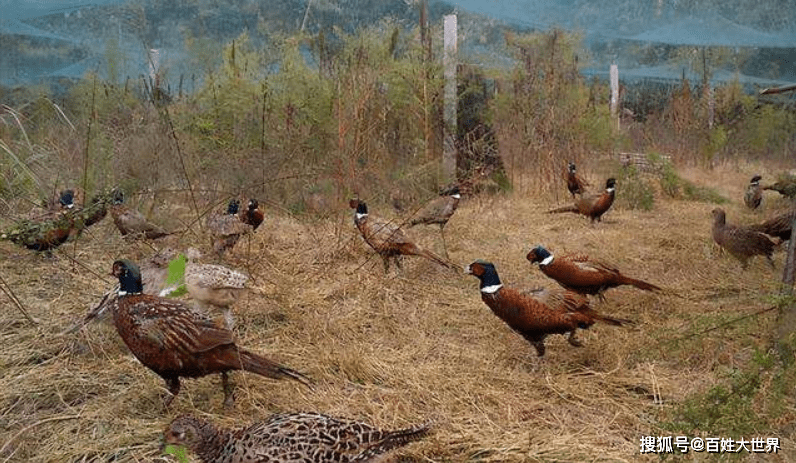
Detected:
left=239, top=350, right=314, bottom=389
left=377, top=423, right=432, bottom=454
left=618, top=276, right=661, bottom=292
left=417, top=249, right=455, bottom=269
left=585, top=310, right=633, bottom=326
left=547, top=205, right=578, bottom=214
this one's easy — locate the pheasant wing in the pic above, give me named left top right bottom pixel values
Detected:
left=127, top=299, right=235, bottom=355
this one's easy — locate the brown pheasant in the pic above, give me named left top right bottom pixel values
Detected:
left=164, top=413, right=431, bottom=463
left=526, top=245, right=660, bottom=298
left=207, top=199, right=253, bottom=255
left=109, top=259, right=311, bottom=407
left=239, top=198, right=264, bottom=230
left=3, top=190, right=82, bottom=252
left=184, top=247, right=248, bottom=328
left=566, top=161, right=590, bottom=197
left=711, top=208, right=778, bottom=269
left=548, top=178, right=616, bottom=223
left=350, top=199, right=453, bottom=272
left=466, top=260, right=630, bottom=356
left=744, top=175, right=763, bottom=210
left=749, top=208, right=795, bottom=242
left=763, top=175, right=796, bottom=198
left=406, top=185, right=461, bottom=258
left=109, top=189, right=170, bottom=239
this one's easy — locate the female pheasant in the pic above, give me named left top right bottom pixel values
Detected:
left=711, top=208, right=777, bottom=269
left=165, top=413, right=431, bottom=463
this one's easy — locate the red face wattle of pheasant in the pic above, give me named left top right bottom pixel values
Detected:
left=466, top=261, right=503, bottom=293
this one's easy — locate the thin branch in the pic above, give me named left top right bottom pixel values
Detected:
left=658, top=305, right=778, bottom=347
left=0, top=272, right=37, bottom=325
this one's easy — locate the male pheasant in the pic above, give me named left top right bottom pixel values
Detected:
left=109, top=259, right=311, bottom=407
left=466, top=260, right=629, bottom=356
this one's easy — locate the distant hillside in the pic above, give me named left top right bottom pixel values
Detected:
left=1, top=0, right=793, bottom=91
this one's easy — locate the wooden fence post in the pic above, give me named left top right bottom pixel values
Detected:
left=777, top=207, right=796, bottom=361
left=442, top=14, right=458, bottom=184
left=610, top=64, right=619, bottom=129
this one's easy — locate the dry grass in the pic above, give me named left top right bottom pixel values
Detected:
left=1, top=161, right=794, bottom=462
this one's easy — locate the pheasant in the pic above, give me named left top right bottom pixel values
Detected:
left=406, top=185, right=461, bottom=258
left=3, top=190, right=80, bottom=252
left=207, top=199, right=253, bottom=255
left=565, top=161, right=590, bottom=197
left=548, top=178, right=616, bottom=223
left=350, top=199, right=453, bottom=272
left=711, top=208, right=778, bottom=269
left=109, top=189, right=170, bottom=239
left=239, top=198, right=264, bottom=230
left=763, top=175, right=796, bottom=199
left=81, top=193, right=110, bottom=228
left=526, top=245, right=660, bottom=298
left=466, top=260, right=629, bottom=356
left=749, top=208, right=795, bottom=242
left=109, top=259, right=311, bottom=407
left=184, top=247, right=248, bottom=328
left=164, top=413, right=431, bottom=463
left=744, top=175, right=763, bottom=210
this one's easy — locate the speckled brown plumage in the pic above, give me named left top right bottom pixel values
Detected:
left=548, top=178, right=616, bottom=223
left=184, top=248, right=248, bottom=328
left=744, top=175, right=763, bottom=210
left=350, top=199, right=453, bottom=271
left=164, top=413, right=431, bottom=463
left=466, top=260, right=629, bottom=356
left=763, top=176, right=796, bottom=198
left=207, top=199, right=253, bottom=255
left=565, top=161, right=590, bottom=197
left=749, top=208, right=795, bottom=242
left=407, top=186, right=460, bottom=229
left=139, top=247, right=180, bottom=296
left=527, top=245, right=660, bottom=297
left=406, top=186, right=460, bottom=258
left=711, top=208, right=777, bottom=269
left=109, top=259, right=311, bottom=407
left=109, top=190, right=170, bottom=239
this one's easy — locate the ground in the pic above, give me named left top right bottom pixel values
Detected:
left=0, top=160, right=793, bottom=462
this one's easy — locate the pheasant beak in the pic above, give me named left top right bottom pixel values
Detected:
left=464, top=264, right=472, bottom=274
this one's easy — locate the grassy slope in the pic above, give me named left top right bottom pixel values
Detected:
left=0, top=163, right=794, bottom=462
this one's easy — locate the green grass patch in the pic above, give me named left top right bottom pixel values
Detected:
left=662, top=346, right=796, bottom=440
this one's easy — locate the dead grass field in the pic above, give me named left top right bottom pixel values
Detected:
left=1, top=161, right=794, bottom=462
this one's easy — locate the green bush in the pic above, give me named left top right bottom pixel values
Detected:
left=663, top=346, right=796, bottom=440
left=617, top=166, right=655, bottom=211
